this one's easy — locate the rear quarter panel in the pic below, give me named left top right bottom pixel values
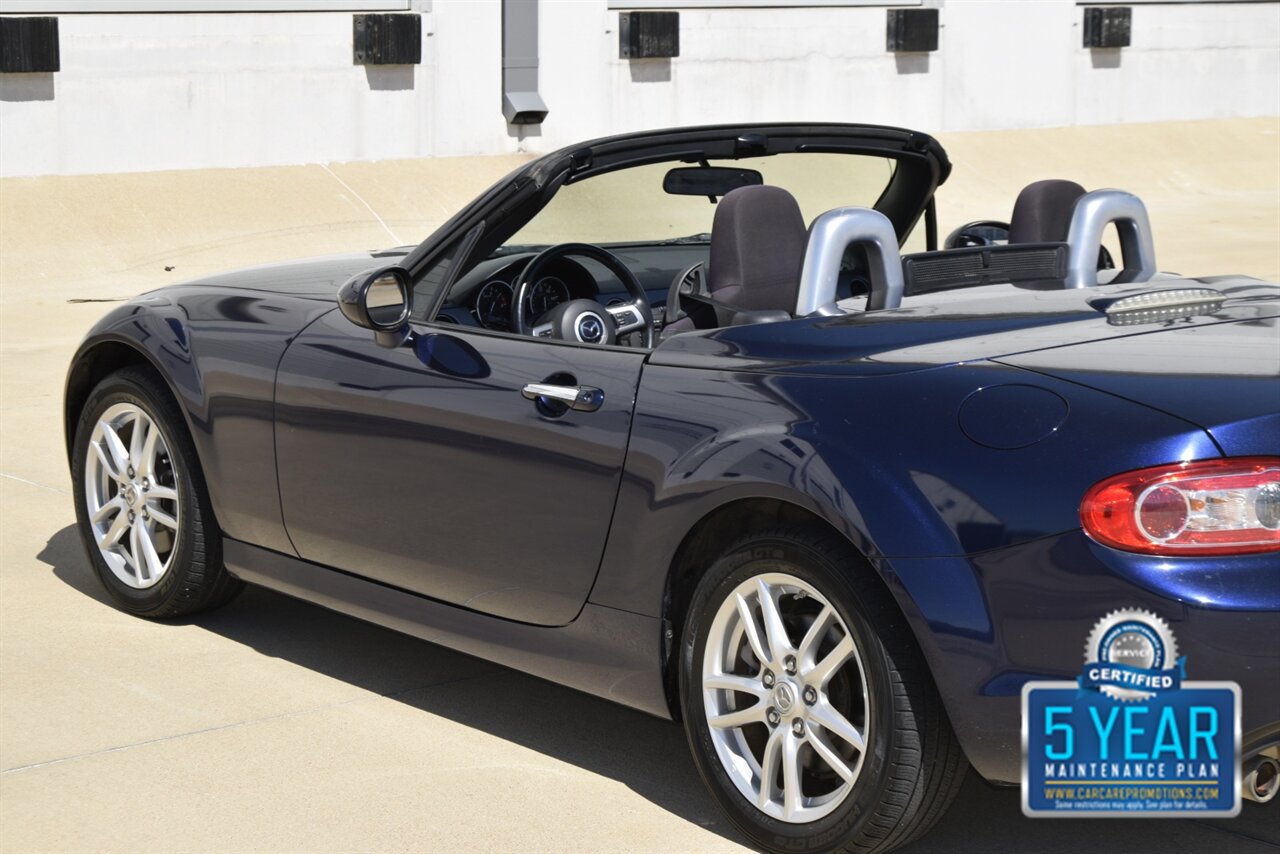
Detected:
left=591, top=359, right=1219, bottom=613
left=592, top=355, right=1225, bottom=779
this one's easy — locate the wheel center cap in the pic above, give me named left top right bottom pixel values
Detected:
left=123, top=485, right=139, bottom=507
left=773, top=681, right=797, bottom=714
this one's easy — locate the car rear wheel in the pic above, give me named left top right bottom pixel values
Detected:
left=71, top=366, right=242, bottom=618
left=680, top=527, right=966, bottom=853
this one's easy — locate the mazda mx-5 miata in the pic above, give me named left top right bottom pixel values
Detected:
left=65, top=123, right=1279, bottom=851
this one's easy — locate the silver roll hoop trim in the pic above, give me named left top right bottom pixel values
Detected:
left=795, top=206, right=905, bottom=316
left=793, top=188, right=1159, bottom=318
left=1065, top=189, right=1158, bottom=289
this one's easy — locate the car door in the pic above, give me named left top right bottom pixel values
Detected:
left=273, top=309, right=646, bottom=627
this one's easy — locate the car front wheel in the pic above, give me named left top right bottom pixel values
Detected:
left=71, top=366, right=242, bottom=618
left=680, top=527, right=966, bottom=853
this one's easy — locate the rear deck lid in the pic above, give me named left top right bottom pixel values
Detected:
left=998, top=304, right=1280, bottom=456
left=651, top=276, right=1280, bottom=384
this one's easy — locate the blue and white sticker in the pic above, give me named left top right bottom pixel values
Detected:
left=1022, top=609, right=1241, bottom=817
left=1082, top=608, right=1184, bottom=700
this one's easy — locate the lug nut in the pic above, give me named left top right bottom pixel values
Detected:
left=127, top=466, right=135, bottom=478
left=141, top=478, right=150, bottom=490
left=762, top=670, right=775, bottom=687
left=792, top=719, right=805, bottom=737
left=128, top=511, right=135, bottom=522
left=766, top=707, right=781, bottom=726
left=784, top=655, right=797, bottom=675
left=803, top=686, right=817, bottom=705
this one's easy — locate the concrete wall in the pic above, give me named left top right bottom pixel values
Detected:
left=1, top=0, right=1278, bottom=177
left=0, top=2, right=482, bottom=176
left=4, top=118, right=1276, bottom=302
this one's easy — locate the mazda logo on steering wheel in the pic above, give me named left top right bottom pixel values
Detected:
left=576, top=313, right=605, bottom=344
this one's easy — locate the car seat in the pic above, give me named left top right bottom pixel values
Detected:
left=662, top=185, right=808, bottom=335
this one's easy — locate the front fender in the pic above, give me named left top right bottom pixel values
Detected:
left=65, top=297, right=204, bottom=461
left=65, top=287, right=333, bottom=555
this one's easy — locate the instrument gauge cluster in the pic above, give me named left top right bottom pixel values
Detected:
left=473, top=280, right=514, bottom=330
left=469, top=261, right=587, bottom=331
left=527, top=276, right=571, bottom=320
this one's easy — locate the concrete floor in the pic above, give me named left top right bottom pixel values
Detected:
left=1, top=118, right=1278, bottom=852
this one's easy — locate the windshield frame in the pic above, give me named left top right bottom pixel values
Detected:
left=404, top=123, right=950, bottom=322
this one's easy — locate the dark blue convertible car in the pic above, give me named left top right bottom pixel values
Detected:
left=64, top=124, right=1279, bottom=852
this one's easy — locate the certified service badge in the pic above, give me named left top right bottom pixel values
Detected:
left=1082, top=609, right=1182, bottom=701
left=1022, top=609, right=1241, bottom=817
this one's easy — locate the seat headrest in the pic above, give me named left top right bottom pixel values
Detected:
left=707, top=185, right=808, bottom=314
left=1008, top=179, right=1087, bottom=244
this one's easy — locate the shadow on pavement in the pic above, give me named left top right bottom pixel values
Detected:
left=39, top=525, right=740, bottom=845
left=906, top=770, right=1279, bottom=854
left=41, top=525, right=1280, bottom=853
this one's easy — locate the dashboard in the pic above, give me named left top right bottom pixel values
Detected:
left=473, top=271, right=572, bottom=331
left=435, top=254, right=603, bottom=331
left=418, top=240, right=876, bottom=336
left=427, top=243, right=711, bottom=332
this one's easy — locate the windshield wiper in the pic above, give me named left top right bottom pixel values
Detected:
left=495, top=235, right=709, bottom=256
left=661, top=233, right=712, bottom=245
left=491, top=243, right=549, bottom=257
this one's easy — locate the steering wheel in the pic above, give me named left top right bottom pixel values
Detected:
left=512, top=243, right=655, bottom=348
left=665, top=262, right=705, bottom=327
left=944, top=220, right=1011, bottom=249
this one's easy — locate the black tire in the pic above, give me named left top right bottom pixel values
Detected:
left=680, top=527, right=967, bottom=854
left=71, top=366, right=242, bottom=618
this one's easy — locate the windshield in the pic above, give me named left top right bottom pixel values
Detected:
left=503, top=153, right=897, bottom=251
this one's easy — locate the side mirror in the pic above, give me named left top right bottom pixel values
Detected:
left=338, top=266, right=412, bottom=348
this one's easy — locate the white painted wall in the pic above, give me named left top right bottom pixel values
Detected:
left=1, top=0, right=1277, bottom=176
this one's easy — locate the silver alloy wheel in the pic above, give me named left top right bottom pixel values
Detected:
left=83, top=402, right=181, bottom=589
left=702, top=572, right=870, bottom=823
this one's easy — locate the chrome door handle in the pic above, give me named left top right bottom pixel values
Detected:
left=521, top=383, right=605, bottom=412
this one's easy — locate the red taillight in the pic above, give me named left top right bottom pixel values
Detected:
left=1081, top=457, right=1280, bottom=556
